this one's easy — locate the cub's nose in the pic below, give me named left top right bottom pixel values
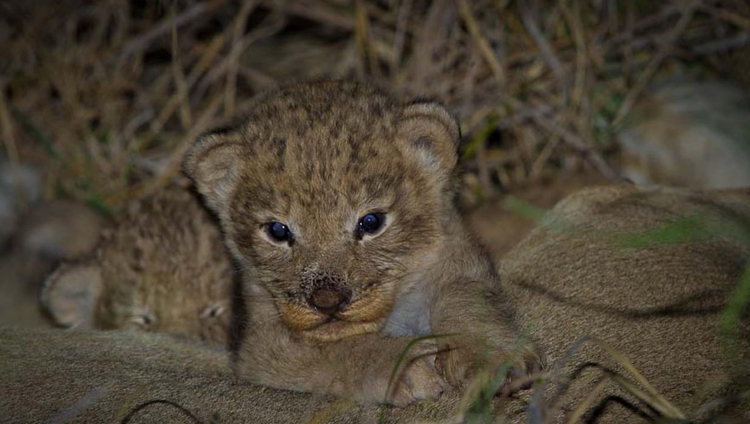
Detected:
left=307, top=285, right=351, bottom=315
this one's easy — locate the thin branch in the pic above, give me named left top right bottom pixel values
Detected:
left=391, top=0, right=412, bottom=71
left=225, top=0, right=260, bottom=119
left=115, top=0, right=227, bottom=63
left=192, top=13, right=285, bottom=102
left=456, top=0, right=505, bottom=85
left=171, top=8, right=192, bottom=129
left=519, top=1, right=567, bottom=99
left=692, top=31, right=750, bottom=55
left=269, top=0, right=355, bottom=31
left=525, top=106, right=619, bottom=181
left=106, top=93, right=224, bottom=207
left=612, top=0, right=701, bottom=128
left=139, top=33, right=228, bottom=148
left=0, top=79, right=19, bottom=165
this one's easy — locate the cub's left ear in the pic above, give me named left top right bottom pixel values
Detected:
left=183, top=130, right=249, bottom=214
left=396, top=101, right=460, bottom=173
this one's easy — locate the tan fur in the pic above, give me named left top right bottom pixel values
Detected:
left=0, top=327, right=468, bottom=424
left=500, top=185, right=750, bottom=422
left=3, top=185, right=749, bottom=423
left=616, top=79, right=750, bottom=188
left=183, top=81, right=542, bottom=405
left=41, top=187, right=234, bottom=344
left=18, top=200, right=105, bottom=262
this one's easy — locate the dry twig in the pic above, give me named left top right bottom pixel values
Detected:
left=612, top=0, right=701, bottom=128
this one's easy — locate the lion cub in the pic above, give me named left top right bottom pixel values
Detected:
left=41, top=187, right=233, bottom=344
left=184, top=81, right=542, bottom=405
left=617, top=78, right=750, bottom=188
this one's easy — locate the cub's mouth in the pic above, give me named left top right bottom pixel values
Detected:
left=302, top=319, right=382, bottom=342
left=277, top=285, right=397, bottom=342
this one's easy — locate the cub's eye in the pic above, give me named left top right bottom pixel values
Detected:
left=202, top=304, right=225, bottom=319
left=357, top=213, right=385, bottom=239
left=265, top=221, right=292, bottom=243
left=132, top=313, right=154, bottom=327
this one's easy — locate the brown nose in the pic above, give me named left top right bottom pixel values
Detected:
left=308, top=286, right=351, bottom=315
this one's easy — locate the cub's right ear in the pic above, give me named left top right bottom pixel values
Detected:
left=183, top=131, right=248, bottom=212
left=41, top=263, right=102, bottom=329
left=396, top=101, right=461, bottom=175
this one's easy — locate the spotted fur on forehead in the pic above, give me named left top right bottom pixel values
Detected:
left=213, top=81, right=447, bottom=220
left=229, top=82, right=404, bottom=190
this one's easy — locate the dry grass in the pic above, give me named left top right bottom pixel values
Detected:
left=1, top=0, right=749, bottom=212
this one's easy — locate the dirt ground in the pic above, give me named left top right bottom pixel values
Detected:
left=467, top=169, right=608, bottom=258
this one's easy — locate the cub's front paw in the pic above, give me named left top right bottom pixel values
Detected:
left=436, top=343, right=544, bottom=396
left=385, top=340, right=449, bottom=407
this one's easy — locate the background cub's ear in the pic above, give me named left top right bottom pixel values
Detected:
left=41, top=263, right=102, bottom=329
left=183, top=131, right=247, bottom=213
left=397, top=101, right=461, bottom=174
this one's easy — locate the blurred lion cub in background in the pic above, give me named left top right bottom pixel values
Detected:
left=42, top=186, right=233, bottom=344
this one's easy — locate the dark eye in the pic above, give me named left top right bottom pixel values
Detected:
left=357, top=213, right=385, bottom=238
left=132, top=313, right=154, bottom=326
left=202, top=304, right=224, bottom=319
left=265, top=221, right=292, bottom=243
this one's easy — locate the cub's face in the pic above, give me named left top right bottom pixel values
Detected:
left=42, top=260, right=232, bottom=343
left=185, top=82, right=460, bottom=342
